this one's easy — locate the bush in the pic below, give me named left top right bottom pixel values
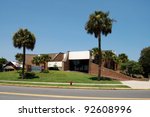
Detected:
left=41, top=70, right=49, bottom=73
left=19, top=72, right=38, bottom=79
left=25, top=72, right=36, bottom=78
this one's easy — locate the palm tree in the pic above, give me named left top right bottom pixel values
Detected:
left=91, top=47, right=99, bottom=56
left=13, top=28, right=36, bottom=79
left=103, top=51, right=115, bottom=69
left=32, top=56, right=41, bottom=66
left=91, top=47, right=100, bottom=64
left=112, top=54, right=121, bottom=70
left=85, top=11, right=114, bottom=80
left=40, top=54, right=51, bottom=70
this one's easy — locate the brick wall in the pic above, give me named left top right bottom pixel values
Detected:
left=62, top=52, right=70, bottom=71
left=25, top=54, right=37, bottom=66
left=89, top=62, right=133, bottom=81
left=25, top=53, right=58, bottom=68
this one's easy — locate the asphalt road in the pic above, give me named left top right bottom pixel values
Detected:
left=0, top=85, right=150, bottom=100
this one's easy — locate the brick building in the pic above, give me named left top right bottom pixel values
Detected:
left=25, top=50, right=117, bottom=73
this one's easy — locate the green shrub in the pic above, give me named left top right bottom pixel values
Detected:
left=19, top=72, right=38, bottom=79
left=41, top=70, right=49, bottom=73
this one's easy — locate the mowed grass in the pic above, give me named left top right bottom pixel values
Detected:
left=0, top=70, right=121, bottom=84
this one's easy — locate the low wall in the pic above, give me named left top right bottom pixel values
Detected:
left=89, top=63, right=133, bottom=81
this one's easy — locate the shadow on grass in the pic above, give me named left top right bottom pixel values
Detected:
left=18, top=76, right=39, bottom=79
left=89, top=77, right=113, bottom=81
left=18, top=72, right=39, bottom=79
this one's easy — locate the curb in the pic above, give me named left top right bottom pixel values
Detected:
left=0, top=82, right=130, bottom=90
left=0, top=80, right=123, bottom=86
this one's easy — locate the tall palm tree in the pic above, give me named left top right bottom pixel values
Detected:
left=13, top=28, right=36, bottom=79
left=85, top=11, right=114, bottom=80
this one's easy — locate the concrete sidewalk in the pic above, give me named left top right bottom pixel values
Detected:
left=121, top=80, right=150, bottom=89
left=1, top=80, right=150, bottom=89
left=0, top=80, right=124, bottom=86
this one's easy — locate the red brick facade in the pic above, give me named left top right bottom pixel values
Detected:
left=25, top=51, right=134, bottom=80
left=89, top=62, right=132, bottom=81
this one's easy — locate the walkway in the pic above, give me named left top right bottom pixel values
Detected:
left=121, top=80, right=150, bottom=89
left=0, top=80, right=123, bottom=86
left=1, top=80, right=150, bottom=89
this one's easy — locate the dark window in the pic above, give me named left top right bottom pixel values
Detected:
left=69, top=60, right=89, bottom=73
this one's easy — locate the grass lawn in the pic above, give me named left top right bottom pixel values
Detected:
left=0, top=70, right=121, bottom=84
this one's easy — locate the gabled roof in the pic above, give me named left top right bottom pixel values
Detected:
left=3, top=61, right=17, bottom=70
left=52, top=52, right=64, bottom=61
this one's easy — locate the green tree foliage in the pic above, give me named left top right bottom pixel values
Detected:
left=15, top=53, right=23, bottom=63
left=139, top=46, right=150, bottom=78
left=112, top=54, right=121, bottom=70
left=0, top=57, right=7, bottom=71
left=103, top=51, right=115, bottom=60
left=40, top=54, right=51, bottom=70
left=32, top=56, right=41, bottom=66
left=103, top=51, right=116, bottom=69
left=121, top=61, right=143, bottom=76
left=85, top=11, right=114, bottom=80
left=91, top=47, right=100, bottom=64
left=0, top=57, right=7, bottom=64
left=118, top=53, right=129, bottom=63
left=13, top=28, right=36, bottom=79
left=32, top=54, right=51, bottom=71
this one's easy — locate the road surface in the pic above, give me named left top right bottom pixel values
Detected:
left=0, top=85, right=150, bottom=100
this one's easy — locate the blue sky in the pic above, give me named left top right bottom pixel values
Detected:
left=0, top=0, right=150, bottom=61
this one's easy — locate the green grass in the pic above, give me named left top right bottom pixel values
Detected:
left=0, top=70, right=121, bottom=84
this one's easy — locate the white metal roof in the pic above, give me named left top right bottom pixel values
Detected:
left=69, top=51, right=90, bottom=60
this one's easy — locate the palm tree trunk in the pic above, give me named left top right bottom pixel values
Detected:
left=22, top=45, right=26, bottom=79
left=98, top=33, right=102, bottom=81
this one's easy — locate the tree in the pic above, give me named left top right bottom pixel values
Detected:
left=0, top=57, right=7, bottom=71
left=120, top=61, right=143, bottom=76
left=32, top=54, right=51, bottom=71
left=103, top=51, right=115, bottom=68
left=13, top=28, right=36, bottom=79
left=0, top=57, right=7, bottom=64
left=85, top=11, right=114, bottom=80
left=91, top=47, right=100, bottom=64
left=131, top=62, right=143, bottom=75
left=118, top=53, right=129, bottom=63
left=40, top=54, right=51, bottom=70
left=32, top=56, right=41, bottom=66
left=139, top=46, right=150, bottom=78
left=112, top=54, right=121, bottom=70
left=91, top=47, right=99, bottom=56
left=15, top=53, right=23, bottom=63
